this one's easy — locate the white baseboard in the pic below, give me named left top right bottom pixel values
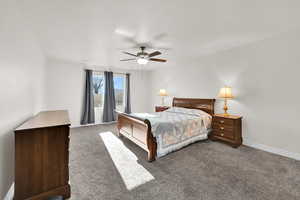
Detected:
left=243, top=139, right=300, bottom=161
left=4, top=183, right=14, bottom=200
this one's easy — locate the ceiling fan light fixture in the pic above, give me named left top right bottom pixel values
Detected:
left=137, top=58, right=148, bottom=65
left=121, top=46, right=166, bottom=64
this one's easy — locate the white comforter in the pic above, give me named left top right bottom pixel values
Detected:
left=130, top=107, right=212, bottom=157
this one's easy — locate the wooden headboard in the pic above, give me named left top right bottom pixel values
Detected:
left=172, top=98, right=216, bottom=116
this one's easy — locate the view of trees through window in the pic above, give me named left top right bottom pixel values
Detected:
left=93, top=72, right=104, bottom=108
left=92, top=72, right=125, bottom=113
left=113, top=75, right=125, bottom=110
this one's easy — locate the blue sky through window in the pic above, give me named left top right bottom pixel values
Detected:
left=114, top=76, right=124, bottom=90
left=93, top=75, right=124, bottom=94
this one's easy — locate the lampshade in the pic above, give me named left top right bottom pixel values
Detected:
left=218, top=86, right=234, bottom=99
left=159, top=89, right=168, bottom=96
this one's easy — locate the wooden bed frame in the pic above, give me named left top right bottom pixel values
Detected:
left=117, top=98, right=215, bottom=162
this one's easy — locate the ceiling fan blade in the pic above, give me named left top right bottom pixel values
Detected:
left=120, top=58, right=136, bottom=61
left=150, top=58, right=167, bottom=62
left=122, top=51, right=137, bottom=57
left=148, top=51, right=161, bottom=57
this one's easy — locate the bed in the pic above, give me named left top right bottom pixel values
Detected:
left=117, top=98, right=215, bottom=161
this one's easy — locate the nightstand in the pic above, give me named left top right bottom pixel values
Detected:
left=155, top=106, right=170, bottom=112
left=210, top=114, right=242, bottom=147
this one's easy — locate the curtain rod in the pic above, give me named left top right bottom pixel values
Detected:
left=83, top=68, right=130, bottom=75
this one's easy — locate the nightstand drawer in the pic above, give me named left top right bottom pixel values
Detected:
left=212, top=123, right=234, bottom=132
left=213, top=117, right=234, bottom=126
left=214, top=130, right=234, bottom=140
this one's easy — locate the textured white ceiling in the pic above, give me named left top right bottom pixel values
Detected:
left=17, top=0, right=300, bottom=69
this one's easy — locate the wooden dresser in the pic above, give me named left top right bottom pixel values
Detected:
left=155, top=106, right=170, bottom=112
left=210, top=114, right=242, bottom=147
left=14, top=110, right=71, bottom=200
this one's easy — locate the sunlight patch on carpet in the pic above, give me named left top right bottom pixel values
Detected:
left=99, top=132, right=155, bottom=190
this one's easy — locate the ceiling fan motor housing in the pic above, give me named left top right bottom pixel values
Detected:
left=137, top=52, right=148, bottom=58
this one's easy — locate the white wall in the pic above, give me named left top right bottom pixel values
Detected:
left=0, top=0, right=46, bottom=198
left=45, top=58, right=151, bottom=127
left=149, top=29, right=300, bottom=158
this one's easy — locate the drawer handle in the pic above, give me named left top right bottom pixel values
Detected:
left=220, top=120, right=225, bottom=124
left=220, top=127, right=225, bottom=130
left=221, top=133, right=224, bottom=136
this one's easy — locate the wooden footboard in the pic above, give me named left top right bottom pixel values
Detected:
left=117, top=113, right=157, bottom=162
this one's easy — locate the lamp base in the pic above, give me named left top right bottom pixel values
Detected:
left=223, top=98, right=229, bottom=116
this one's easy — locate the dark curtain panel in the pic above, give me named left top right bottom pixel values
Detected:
left=81, top=70, right=95, bottom=125
left=124, top=73, right=131, bottom=114
left=103, top=71, right=116, bottom=122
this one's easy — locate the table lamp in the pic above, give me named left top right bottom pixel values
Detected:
left=159, top=89, right=168, bottom=106
left=218, top=86, right=234, bottom=115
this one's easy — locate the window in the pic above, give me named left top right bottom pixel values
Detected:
left=92, top=71, right=126, bottom=123
left=93, top=71, right=104, bottom=108
left=113, top=74, right=126, bottom=112
left=93, top=71, right=104, bottom=123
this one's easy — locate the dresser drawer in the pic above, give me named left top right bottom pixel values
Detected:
left=212, top=123, right=234, bottom=132
left=214, top=130, right=234, bottom=140
left=213, top=117, right=234, bottom=126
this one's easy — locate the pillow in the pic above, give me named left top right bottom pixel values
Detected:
left=166, top=106, right=209, bottom=116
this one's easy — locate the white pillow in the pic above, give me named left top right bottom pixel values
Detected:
left=166, top=106, right=209, bottom=116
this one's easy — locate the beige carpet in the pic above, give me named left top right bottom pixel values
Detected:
left=69, top=124, right=300, bottom=200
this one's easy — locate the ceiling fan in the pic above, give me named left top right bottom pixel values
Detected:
left=120, top=46, right=167, bottom=65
